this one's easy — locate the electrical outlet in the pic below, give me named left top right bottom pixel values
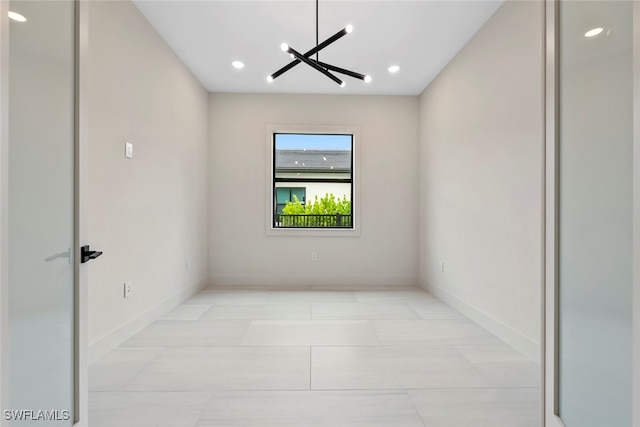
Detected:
left=124, top=282, right=132, bottom=298
left=311, top=252, right=318, bottom=262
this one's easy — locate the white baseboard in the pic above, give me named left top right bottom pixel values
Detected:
left=88, top=277, right=208, bottom=363
left=421, top=280, right=540, bottom=363
left=208, top=274, right=418, bottom=290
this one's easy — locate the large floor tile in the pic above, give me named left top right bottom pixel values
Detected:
left=201, top=303, right=311, bottom=320
left=454, top=345, right=540, bottom=387
left=406, top=300, right=466, bottom=320
left=89, top=289, right=541, bottom=426
left=90, top=348, right=163, bottom=391
left=312, top=302, right=421, bottom=320
left=309, top=284, right=413, bottom=291
left=311, top=346, right=491, bottom=390
left=123, top=347, right=311, bottom=391
left=409, top=388, right=540, bottom=427
left=184, top=291, right=268, bottom=305
left=121, top=320, right=250, bottom=347
left=370, top=319, right=503, bottom=346
left=162, top=304, right=211, bottom=320
left=354, top=290, right=437, bottom=303
left=265, top=291, right=358, bottom=303
left=241, top=320, right=379, bottom=346
left=196, top=390, right=425, bottom=427
left=89, top=391, right=209, bottom=427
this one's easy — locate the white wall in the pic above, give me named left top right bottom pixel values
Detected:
left=87, top=0, right=209, bottom=361
left=302, top=183, right=351, bottom=206
left=418, top=0, right=543, bottom=360
left=209, top=93, right=419, bottom=288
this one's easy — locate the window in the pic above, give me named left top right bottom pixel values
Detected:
left=272, top=132, right=353, bottom=229
left=275, top=187, right=306, bottom=214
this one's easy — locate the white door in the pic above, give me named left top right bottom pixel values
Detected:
left=545, top=0, right=637, bottom=425
left=4, top=1, right=90, bottom=425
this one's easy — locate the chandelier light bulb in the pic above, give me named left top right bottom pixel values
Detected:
left=281, top=43, right=289, bottom=52
left=364, top=75, right=372, bottom=83
left=346, top=25, right=353, bottom=34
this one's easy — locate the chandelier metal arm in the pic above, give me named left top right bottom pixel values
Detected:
left=315, top=61, right=367, bottom=81
left=313, top=26, right=350, bottom=56
left=285, top=45, right=344, bottom=86
left=267, top=0, right=368, bottom=87
left=270, top=60, right=300, bottom=81
left=269, top=26, right=350, bottom=81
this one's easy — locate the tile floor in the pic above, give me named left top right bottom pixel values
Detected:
left=89, top=288, right=540, bottom=426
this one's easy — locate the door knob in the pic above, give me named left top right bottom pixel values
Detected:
left=80, top=245, right=103, bottom=264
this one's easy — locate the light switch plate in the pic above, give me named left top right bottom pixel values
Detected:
left=125, top=142, right=133, bottom=159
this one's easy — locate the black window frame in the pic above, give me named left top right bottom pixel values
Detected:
left=272, top=132, right=354, bottom=229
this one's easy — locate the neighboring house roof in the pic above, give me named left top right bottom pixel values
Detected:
left=275, top=150, right=351, bottom=173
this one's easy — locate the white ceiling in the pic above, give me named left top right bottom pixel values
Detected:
left=133, top=0, right=504, bottom=96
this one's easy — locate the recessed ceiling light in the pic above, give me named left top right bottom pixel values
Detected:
left=8, top=11, right=27, bottom=22
left=388, top=65, right=400, bottom=74
left=232, top=61, right=244, bottom=69
left=584, top=27, right=604, bottom=38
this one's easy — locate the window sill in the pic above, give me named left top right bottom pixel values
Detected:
left=265, top=226, right=360, bottom=237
